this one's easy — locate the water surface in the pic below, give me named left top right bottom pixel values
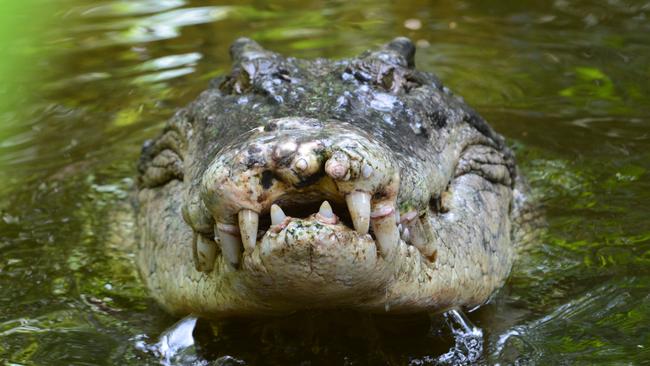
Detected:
left=1, top=0, right=649, bottom=364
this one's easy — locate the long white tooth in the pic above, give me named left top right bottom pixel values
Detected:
left=238, top=209, right=259, bottom=252
left=193, top=234, right=218, bottom=272
left=270, top=204, right=286, bottom=226
left=346, top=191, right=371, bottom=234
left=371, top=207, right=399, bottom=257
left=216, top=223, right=242, bottom=268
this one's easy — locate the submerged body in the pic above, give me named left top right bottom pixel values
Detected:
left=135, top=38, right=533, bottom=318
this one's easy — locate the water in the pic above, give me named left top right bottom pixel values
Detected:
left=1, top=0, right=649, bottom=364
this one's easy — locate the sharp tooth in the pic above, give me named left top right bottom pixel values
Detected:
left=405, top=218, right=434, bottom=256
left=401, top=227, right=410, bottom=241
left=346, top=191, right=371, bottom=234
left=316, top=200, right=338, bottom=224
left=216, top=223, right=242, bottom=268
left=371, top=206, right=399, bottom=257
left=318, top=200, right=334, bottom=219
left=406, top=219, right=426, bottom=247
left=270, top=204, right=286, bottom=226
left=193, top=234, right=218, bottom=272
left=238, top=209, right=259, bottom=252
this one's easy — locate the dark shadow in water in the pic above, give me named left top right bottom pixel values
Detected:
left=191, top=312, right=458, bottom=365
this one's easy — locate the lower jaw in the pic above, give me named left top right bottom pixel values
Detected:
left=141, top=200, right=496, bottom=317
left=154, top=235, right=485, bottom=318
left=241, top=217, right=388, bottom=301
left=230, top=218, right=451, bottom=315
left=180, top=218, right=413, bottom=317
left=138, top=184, right=485, bottom=317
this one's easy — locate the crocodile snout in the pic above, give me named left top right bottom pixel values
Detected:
left=189, top=117, right=401, bottom=271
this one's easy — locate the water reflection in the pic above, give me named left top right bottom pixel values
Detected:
left=0, top=0, right=649, bottom=364
left=73, top=6, right=236, bottom=46
left=493, top=278, right=650, bottom=364
left=74, top=0, right=186, bottom=17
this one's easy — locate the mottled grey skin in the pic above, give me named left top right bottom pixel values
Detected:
left=135, top=38, right=534, bottom=318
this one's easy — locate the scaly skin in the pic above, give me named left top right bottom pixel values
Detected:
left=135, top=38, right=534, bottom=318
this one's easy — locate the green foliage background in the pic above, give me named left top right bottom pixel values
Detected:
left=0, top=1, right=51, bottom=111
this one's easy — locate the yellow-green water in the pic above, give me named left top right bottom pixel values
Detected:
left=1, top=0, right=649, bottom=364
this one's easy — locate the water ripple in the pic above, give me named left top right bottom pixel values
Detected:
left=74, top=0, right=186, bottom=17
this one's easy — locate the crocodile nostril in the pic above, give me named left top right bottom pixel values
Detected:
left=260, top=170, right=275, bottom=189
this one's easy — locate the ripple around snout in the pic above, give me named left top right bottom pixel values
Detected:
left=1, top=0, right=650, bottom=365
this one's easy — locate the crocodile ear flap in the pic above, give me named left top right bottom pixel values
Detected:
left=382, top=37, right=416, bottom=69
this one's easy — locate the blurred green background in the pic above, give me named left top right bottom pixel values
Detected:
left=0, top=2, right=49, bottom=109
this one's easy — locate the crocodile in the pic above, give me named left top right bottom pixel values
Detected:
left=134, top=37, right=534, bottom=318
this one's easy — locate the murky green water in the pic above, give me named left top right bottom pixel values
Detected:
left=1, top=0, right=649, bottom=364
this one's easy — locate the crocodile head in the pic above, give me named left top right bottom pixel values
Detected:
left=135, top=38, right=528, bottom=318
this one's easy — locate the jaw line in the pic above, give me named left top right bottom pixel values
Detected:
left=231, top=213, right=424, bottom=309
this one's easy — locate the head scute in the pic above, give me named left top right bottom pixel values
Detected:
left=223, top=38, right=287, bottom=95
left=358, top=37, right=416, bottom=69
left=345, top=37, right=421, bottom=94
left=229, top=37, right=274, bottom=64
left=383, top=37, right=416, bottom=69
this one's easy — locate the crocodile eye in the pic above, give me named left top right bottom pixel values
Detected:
left=138, top=129, right=185, bottom=188
left=454, top=144, right=515, bottom=188
left=428, top=144, right=514, bottom=216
